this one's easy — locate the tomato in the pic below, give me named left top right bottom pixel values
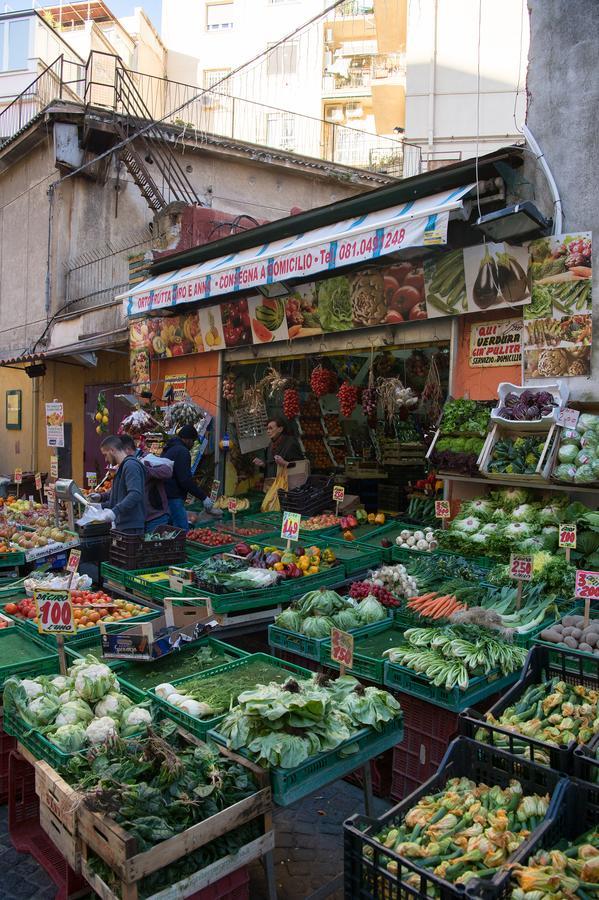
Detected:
left=26, top=609, right=37, bottom=619
left=409, top=303, right=428, bottom=320
left=5, top=603, right=17, bottom=614
left=403, top=272, right=424, bottom=292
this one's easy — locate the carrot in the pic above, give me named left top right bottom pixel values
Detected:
left=408, top=593, right=437, bottom=605
left=432, top=596, right=457, bottom=618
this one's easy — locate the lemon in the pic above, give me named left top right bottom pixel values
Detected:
left=102, top=415, right=109, bottom=424
left=95, top=412, right=102, bottom=422
left=96, top=425, right=102, bottom=434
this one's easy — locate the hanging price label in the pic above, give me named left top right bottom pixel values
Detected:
left=575, top=570, right=599, bottom=600
left=331, top=628, right=354, bottom=669
left=50, top=456, right=59, bottom=478
left=281, top=511, right=301, bottom=542
left=227, top=497, right=238, bottom=513
left=86, top=472, right=97, bottom=489
left=14, top=468, right=22, bottom=484
left=67, top=549, right=81, bottom=573
left=44, top=484, right=55, bottom=501
left=209, top=480, right=221, bottom=503
left=557, top=407, right=580, bottom=429
left=510, top=554, right=533, bottom=581
left=34, top=473, right=42, bottom=491
left=33, top=589, right=76, bottom=634
left=559, top=524, right=577, bottom=549
left=332, top=485, right=345, bottom=503
left=435, top=500, right=451, bottom=518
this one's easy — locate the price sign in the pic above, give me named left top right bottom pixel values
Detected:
left=44, top=484, right=55, bottom=501
left=50, top=456, right=59, bottom=478
left=209, top=479, right=221, bottom=503
left=67, top=549, right=81, bottom=573
left=33, top=589, right=76, bottom=634
left=14, top=468, right=22, bottom=484
left=435, top=500, right=451, bottom=518
left=86, top=472, right=97, bottom=489
left=559, top=524, right=577, bottom=549
left=575, top=570, right=599, bottom=600
left=281, top=511, right=301, bottom=542
left=558, top=407, right=580, bottom=429
left=331, top=628, right=354, bottom=671
left=332, top=485, right=345, bottom=503
left=227, top=497, right=238, bottom=513
left=510, top=554, right=533, bottom=581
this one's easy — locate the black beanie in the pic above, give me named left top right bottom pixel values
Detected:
left=178, top=424, right=198, bottom=441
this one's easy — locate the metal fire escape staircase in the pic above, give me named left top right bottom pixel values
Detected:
left=112, top=65, right=202, bottom=212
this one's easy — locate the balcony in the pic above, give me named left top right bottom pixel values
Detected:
left=322, top=55, right=405, bottom=99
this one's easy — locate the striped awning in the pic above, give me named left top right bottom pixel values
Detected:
left=119, top=184, right=474, bottom=318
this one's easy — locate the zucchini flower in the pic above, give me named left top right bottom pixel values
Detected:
left=486, top=827, right=511, bottom=850
left=383, top=828, right=399, bottom=848
left=460, top=822, right=484, bottom=840
left=427, top=812, right=459, bottom=839
left=468, top=834, right=491, bottom=854
left=549, top=850, right=569, bottom=872
left=396, top=842, right=427, bottom=858
left=405, top=807, right=430, bottom=829
left=578, top=727, right=594, bottom=744
left=558, top=717, right=575, bottom=731
left=559, top=730, right=576, bottom=745
left=386, top=860, right=398, bottom=876
left=579, top=843, right=599, bottom=860
left=561, top=702, right=576, bottom=717
left=454, top=870, right=482, bottom=885
left=519, top=719, right=543, bottom=737
left=547, top=713, right=562, bottom=726
left=541, top=692, right=563, bottom=715
left=555, top=681, right=568, bottom=694
left=534, top=795, right=549, bottom=817
left=582, top=856, right=599, bottom=883
left=488, top=809, right=509, bottom=831
left=483, top=846, right=507, bottom=868
left=513, top=868, right=580, bottom=893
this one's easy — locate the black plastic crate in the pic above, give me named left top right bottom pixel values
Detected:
left=460, top=646, right=599, bottom=774
left=277, top=475, right=333, bottom=516
left=344, top=736, right=566, bottom=900
left=573, top=731, right=599, bottom=784
left=467, top=777, right=599, bottom=900
left=109, top=525, right=186, bottom=569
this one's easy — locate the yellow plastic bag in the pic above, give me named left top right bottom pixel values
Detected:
left=261, top=465, right=288, bottom=512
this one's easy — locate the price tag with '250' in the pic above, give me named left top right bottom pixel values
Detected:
left=510, top=554, right=533, bottom=581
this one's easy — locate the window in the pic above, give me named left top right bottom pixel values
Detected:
left=266, top=113, right=295, bottom=151
left=0, top=17, right=29, bottom=71
left=206, top=3, right=234, bottom=31
left=203, top=68, right=230, bottom=89
left=5, top=390, right=21, bottom=430
left=267, top=41, right=298, bottom=76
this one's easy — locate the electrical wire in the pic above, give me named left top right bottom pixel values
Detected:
left=474, top=0, right=483, bottom=222
left=512, top=0, right=527, bottom=135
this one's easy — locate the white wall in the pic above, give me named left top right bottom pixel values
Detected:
left=405, top=0, right=529, bottom=164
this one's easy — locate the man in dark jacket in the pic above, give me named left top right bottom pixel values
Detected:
left=99, top=435, right=146, bottom=534
left=161, top=425, right=211, bottom=531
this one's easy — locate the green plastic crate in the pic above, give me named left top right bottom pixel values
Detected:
left=116, top=637, right=250, bottom=702
left=383, top=658, right=521, bottom=713
left=208, top=714, right=404, bottom=806
left=0, top=550, right=25, bottom=568
left=22, top=605, right=160, bottom=643
left=323, top=537, right=382, bottom=576
left=268, top=616, right=370, bottom=664
left=125, top=567, right=174, bottom=598
left=186, top=535, right=238, bottom=554
left=100, top=561, right=129, bottom=587
left=357, top=522, right=433, bottom=562
left=150, top=652, right=313, bottom=738
left=63, top=630, right=127, bottom=670
left=322, top=618, right=400, bottom=681
left=0, top=624, right=59, bottom=691
left=217, top=517, right=279, bottom=540
left=533, top=602, right=599, bottom=674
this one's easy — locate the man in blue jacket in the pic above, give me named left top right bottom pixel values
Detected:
left=161, top=425, right=213, bottom=531
left=99, top=435, right=146, bottom=534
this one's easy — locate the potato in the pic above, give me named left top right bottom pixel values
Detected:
left=562, top=627, right=575, bottom=636
left=578, top=643, right=593, bottom=653
left=540, top=629, right=561, bottom=643
left=584, top=633, right=598, bottom=647
left=563, top=636, right=578, bottom=649
left=570, top=628, right=583, bottom=640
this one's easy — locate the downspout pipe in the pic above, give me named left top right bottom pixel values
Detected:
left=522, top=124, right=563, bottom=234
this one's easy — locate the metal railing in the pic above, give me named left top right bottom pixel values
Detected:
left=0, top=55, right=83, bottom=143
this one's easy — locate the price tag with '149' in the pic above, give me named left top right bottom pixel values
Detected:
left=559, top=524, right=577, bottom=548
left=227, top=498, right=238, bottom=513
left=34, top=589, right=76, bottom=634
left=50, top=456, right=59, bottom=479
left=332, top=485, right=345, bottom=504
left=510, top=554, right=533, bottom=581
left=209, top=480, right=221, bottom=503
left=35, top=473, right=42, bottom=491
left=67, top=549, right=81, bottom=573
left=281, top=511, right=301, bottom=542
left=435, top=500, right=451, bottom=518
left=14, top=468, right=22, bottom=484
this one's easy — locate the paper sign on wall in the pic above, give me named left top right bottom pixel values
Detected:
left=45, top=403, right=64, bottom=448
left=469, top=319, right=523, bottom=368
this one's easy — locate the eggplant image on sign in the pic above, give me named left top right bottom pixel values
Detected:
left=464, top=243, right=531, bottom=313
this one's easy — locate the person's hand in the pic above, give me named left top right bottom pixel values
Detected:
left=253, top=457, right=264, bottom=468
left=273, top=455, right=288, bottom=468
left=203, top=497, right=214, bottom=511
left=89, top=492, right=101, bottom=502
left=105, top=508, right=116, bottom=528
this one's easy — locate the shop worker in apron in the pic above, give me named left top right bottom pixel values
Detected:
left=253, top=417, right=304, bottom=479
left=99, top=435, right=146, bottom=534
left=162, top=424, right=213, bottom=531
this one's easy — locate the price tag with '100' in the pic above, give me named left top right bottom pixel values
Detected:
left=559, top=524, right=577, bottom=548
left=34, top=589, right=76, bottom=634
left=510, top=554, right=533, bottom=581
left=281, top=511, right=301, bottom=542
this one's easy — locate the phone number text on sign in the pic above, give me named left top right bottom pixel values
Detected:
left=510, top=554, right=533, bottom=581
left=575, top=570, right=599, bottom=600
left=33, top=589, right=76, bottom=634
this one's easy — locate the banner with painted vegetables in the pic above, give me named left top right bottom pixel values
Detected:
left=524, top=233, right=592, bottom=378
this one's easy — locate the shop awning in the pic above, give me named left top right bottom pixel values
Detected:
left=119, top=184, right=475, bottom=318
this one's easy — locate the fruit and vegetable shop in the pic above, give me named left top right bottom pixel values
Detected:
left=0, top=147, right=597, bottom=900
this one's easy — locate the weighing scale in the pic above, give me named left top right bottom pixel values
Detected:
left=53, top=478, right=89, bottom=529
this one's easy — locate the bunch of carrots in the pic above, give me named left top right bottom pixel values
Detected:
left=406, top=592, right=466, bottom=619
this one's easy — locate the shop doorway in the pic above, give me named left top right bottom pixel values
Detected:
left=83, top=386, right=131, bottom=483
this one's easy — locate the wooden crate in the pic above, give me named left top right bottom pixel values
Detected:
left=20, top=734, right=273, bottom=900
left=477, top=423, right=559, bottom=483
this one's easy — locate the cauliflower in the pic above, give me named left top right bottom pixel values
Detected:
left=453, top=516, right=481, bottom=534
left=503, top=522, right=534, bottom=541
left=85, top=716, right=118, bottom=745
left=74, top=662, right=117, bottom=702
left=55, top=700, right=94, bottom=728
left=21, top=679, right=44, bottom=700
left=95, top=692, right=133, bottom=720
left=120, top=706, right=152, bottom=737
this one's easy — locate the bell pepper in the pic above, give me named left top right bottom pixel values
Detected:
left=343, top=530, right=355, bottom=541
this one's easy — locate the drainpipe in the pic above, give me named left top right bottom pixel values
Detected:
left=522, top=124, right=563, bottom=234
left=31, top=377, right=40, bottom=473
left=427, top=0, right=438, bottom=165
left=215, top=350, right=223, bottom=480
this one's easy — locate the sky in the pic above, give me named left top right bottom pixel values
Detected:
left=108, top=0, right=162, bottom=28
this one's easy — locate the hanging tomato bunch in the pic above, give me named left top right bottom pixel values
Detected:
left=283, top=388, right=300, bottom=419
left=222, top=375, right=236, bottom=402
left=310, top=365, right=337, bottom=398
left=338, top=382, right=358, bottom=417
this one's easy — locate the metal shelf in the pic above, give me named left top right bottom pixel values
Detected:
left=439, top=473, right=599, bottom=495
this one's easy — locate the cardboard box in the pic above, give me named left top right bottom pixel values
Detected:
left=168, top=566, right=195, bottom=593
left=100, top=599, right=222, bottom=661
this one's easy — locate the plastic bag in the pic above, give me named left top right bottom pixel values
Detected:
left=261, top=465, right=288, bottom=512
left=76, top=504, right=113, bottom=527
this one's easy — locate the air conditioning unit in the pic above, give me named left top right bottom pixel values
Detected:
left=325, top=105, right=344, bottom=123
left=345, top=103, right=363, bottom=118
